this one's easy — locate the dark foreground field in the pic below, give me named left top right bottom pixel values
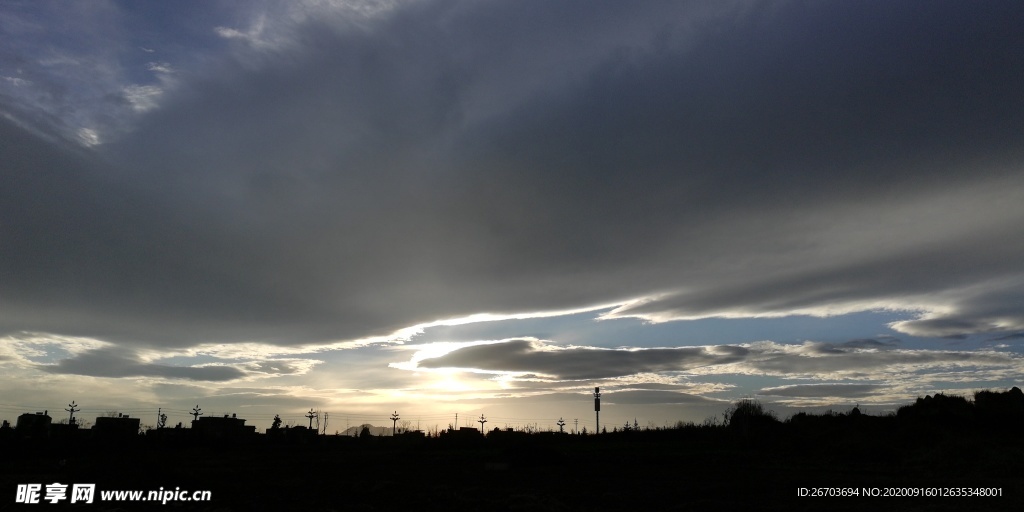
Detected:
left=3, top=413, right=1023, bottom=512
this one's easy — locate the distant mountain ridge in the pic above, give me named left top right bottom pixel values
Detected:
left=339, top=424, right=393, bottom=437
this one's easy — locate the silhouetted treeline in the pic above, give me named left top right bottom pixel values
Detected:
left=2, top=389, right=1023, bottom=511
left=3, top=388, right=1024, bottom=448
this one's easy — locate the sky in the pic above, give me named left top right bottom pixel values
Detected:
left=2, top=0, right=1023, bottom=433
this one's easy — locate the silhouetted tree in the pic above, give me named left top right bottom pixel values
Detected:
left=271, top=415, right=282, bottom=430
left=724, top=399, right=778, bottom=432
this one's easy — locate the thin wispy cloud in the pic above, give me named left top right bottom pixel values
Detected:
left=758, top=384, right=884, bottom=399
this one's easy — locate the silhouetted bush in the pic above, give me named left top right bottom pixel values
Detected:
left=896, top=393, right=974, bottom=423
left=974, top=387, right=1024, bottom=421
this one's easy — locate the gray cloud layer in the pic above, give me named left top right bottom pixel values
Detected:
left=418, top=339, right=749, bottom=379
left=414, top=338, right=1018, bottom=382
left=2, top=0, right=1023, bottom=347
left=41, top=348, right=244, bottom=381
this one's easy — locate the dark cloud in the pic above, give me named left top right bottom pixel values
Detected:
left=891, top=282, right=1024, bottom=338
left=988, top=333, right=1024, bottom=342
left=744, top=342, right=1012, bottom=376
left=41, top=348, right=244, bottom=381
left=417, top=339, right=749, bottom=380
left=246, top=360, right=314, bottom=375
left=1, top=0, right=1023, bottom=348
left=608, top=234, right=1024, bottom=325
left=838, top=338, right=900, bottom=350
left=801, top=338, right=900, bottom=355
left=613, top=383, right=702, bottom=392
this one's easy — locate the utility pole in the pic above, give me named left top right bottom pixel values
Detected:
left=305, top=409, right=316, bottom=430
left=390, top=411, right=400, bottom=436
left=323, top=413, right=328, bottom=435
left=191, top=405, right=203, bottom=423
left=594, top=387, right=601, bottom=433
left=557, top=417, right=566, bottom=433
left=65, top=401, right=79, bottom=425
left=477, top=414, right=487, bottom=431
left=574, top=418, right=578, bottom=435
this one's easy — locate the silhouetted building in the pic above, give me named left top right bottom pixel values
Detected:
left=193, top=413, right=256, bottom=440
left=146, top=422, right=192, bottom=442
left=486, top=427, right=528, bottom=442
left=0, top=420, right=12, bottom=442
left=16, top=411, right=52, bottom=438
left=443, top=426, right=482, bottom=438
left=94, top=413, right=140, bottom=439
left=436, top=426, right=484, bottom=446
